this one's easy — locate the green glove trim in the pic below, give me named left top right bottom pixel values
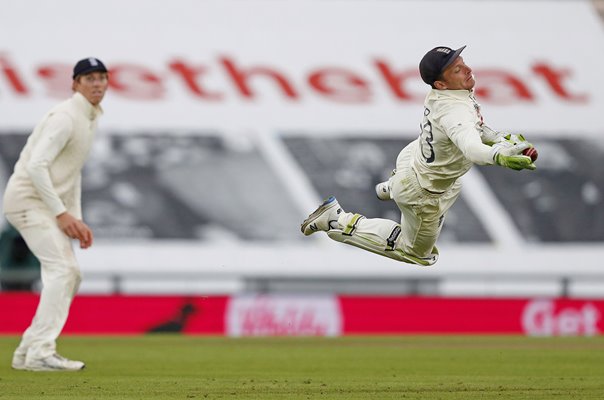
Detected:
left=495, top=154, right=536, bottom=171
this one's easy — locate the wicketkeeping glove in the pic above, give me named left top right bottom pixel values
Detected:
left=491, top=140, right=536, bottom=171
left=502, top=133, right=531, bottom=147
left=481, top=125, right=535, bottom=149
left=480, top=125, right=505, bottom=146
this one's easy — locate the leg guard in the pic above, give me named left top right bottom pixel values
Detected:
left=328, top=213, right=438, bottom=266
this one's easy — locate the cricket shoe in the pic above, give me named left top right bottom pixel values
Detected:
left=24, top=353, right=85, bottom=372
left=375, top=180, right=392, bottom=201
left=11, top=352, right=26, bottom=370
left=301, top=196, right=342, bottom=236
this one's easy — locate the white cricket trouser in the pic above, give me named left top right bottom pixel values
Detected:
left=329, top=144, right=461, bottom=264
left=5, top=208, right=81, bottom=361
left=391, top=145, right=462, bottom=259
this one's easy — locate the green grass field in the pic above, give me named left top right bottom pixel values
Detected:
left=1, top=335, right=603, bottom=399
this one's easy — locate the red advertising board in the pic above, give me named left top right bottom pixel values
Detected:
left=0, top=293, right=228, bottom=335
left=0, top=293, right=601, bottom=336
left=340, top=296, right=601, bottom=336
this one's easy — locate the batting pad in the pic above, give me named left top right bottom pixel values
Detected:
left=326, top=229, right=438, bottom=266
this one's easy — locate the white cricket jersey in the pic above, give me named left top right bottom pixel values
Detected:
left=3, top=92, right=102, bottom=218
left=399, top=89, right=495, bottom=193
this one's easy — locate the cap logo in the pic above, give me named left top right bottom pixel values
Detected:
left=88, top=57, right=98, bottom=66
left=435, top=48, right=451, bottom=54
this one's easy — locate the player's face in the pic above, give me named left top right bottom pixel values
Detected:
left=73, top=71, right=109, bottom=105
left=437, top=57, right=475, bottom=90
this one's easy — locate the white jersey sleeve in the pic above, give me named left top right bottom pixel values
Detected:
left=439, top=104, right=493, bottom=165
left=26, top=112, right=73, bottom=216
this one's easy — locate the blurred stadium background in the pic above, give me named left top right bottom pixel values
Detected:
left=1, top=0, right=603, bottom=337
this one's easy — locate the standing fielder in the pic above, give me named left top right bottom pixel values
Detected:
left=301, top=46, right=537, bottom=266
left=4, top=58, right=108, bottom=371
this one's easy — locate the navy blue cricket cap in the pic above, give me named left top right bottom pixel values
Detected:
left=419, top=45, right=466, bottom=86
left=72, top=57, right=108, bottom=79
